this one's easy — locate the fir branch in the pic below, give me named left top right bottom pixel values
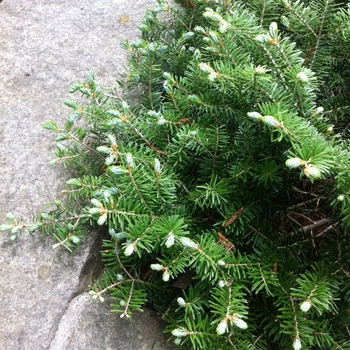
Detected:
left=299, top=217, right=336, bottom=234
left=125, top=119, right=167, bottom=156
left=309, top=0, right=329, bottom=69
left=287, top=3, right=318, bottom=39
left=121, top=279, right=135, bottom=318
left=258, top=43, right=290, bottom=92
left=127, top=170, right=150, bottom=211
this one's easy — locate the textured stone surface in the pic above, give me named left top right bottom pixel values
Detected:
left=49, top=294, right=171, bottom=350
left=0, top=1, right=174, bottom=349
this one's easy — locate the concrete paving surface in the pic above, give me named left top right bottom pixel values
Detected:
left=0, top=0, right=175, bottom=349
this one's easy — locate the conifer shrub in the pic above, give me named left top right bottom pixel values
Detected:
left=3, top=0, right=350, bottom=348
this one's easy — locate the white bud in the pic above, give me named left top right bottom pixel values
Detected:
left=97, top=213, right=107, bottom=226
left=89, top=208, right=101, bottom=215
left=199, top=63, right=215, bottom=74
left=124, top=243, right=135, bottom=256
left=70, top=236, right=80, bottom=244
left=338, top=194, right=345, bottom=201
left=171, top=328, right=188, bottom=337
left=232, top=317, right=248, bottom=329
left=247, top=111, right=263, bottom=121
left=114, top=232, right=126, bottom=239
left=10, top=224, right=23, bottom=235
left=293, top=337, right=302, bottom=350
left=314, top=106, right=324, bottom=115
left=174, top=337, right=182, bottom=345
left=218, top=280, right=226, bottom=288
left=203, top=9, right=223, bottom=23
left=162, top=270, right=170, bottom=282
left=154, top=158, right=161, bottom=174
left=177, top=297, right=186, bottom=307
left=297, top=72, right=309, bottom=83
left=52, top=243, right=61, bottom=250
left=217, top=260, right=226, bottom=267
left=281, top=15, right=290, bottom=29
left=208, top=31, right=220, bottom=43
left=218, top=21, right=229, bottom=33
left=180, top=237, right=198, bottom=249
left=6, top=212, right=16, bottom=221
left=165, top=232, right=175, bottom=248
left=121, top=101, right=129, bottom=111
left=216, top=319, right=228, bottom=335
left=109, top=166, right=127, bottom=175
left=163, top=72, right=173, bottom=81
left=105, top=155, right=115, bottom=166
left=150, top=263, right=164, bottom=271
left=126, top=153, right=134, bottom=167
left=187, top=94, right=201, bottom=104
left=285, top=157, right=303, bottom=169
left=269, top=22, right=278, bottom=38
left=208, top=72, right=218, bottom=81
left=326, top=126, right=333, bottom=134
left=304, top=166, right=321, bottom=179
left=91, top=198, right=102, bottom=207
left=262, top=115, right=280, bottom=128
left=281, top=0, right=291, bottom=8
left=181, top=31, right=194, bottom=42
left=194, top=26, right=206, bottom=34
left=147, top=110, right=162, bottom=118
left=157, top=116, right=166, bottom=125
left=255, top=66, right=267, bottom=75
left=255, top=34, right=269, bottom=44
left=300, top=300, right=312, bottom=312
left=107, top=133, right=117, bottom=144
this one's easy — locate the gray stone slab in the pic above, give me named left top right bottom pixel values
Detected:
left=49, top=293, right=172, bottom=350
left=0, top=1, right=175, bottom=349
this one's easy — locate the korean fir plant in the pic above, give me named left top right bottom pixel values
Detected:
left=2, top=0, right=350, bottom=348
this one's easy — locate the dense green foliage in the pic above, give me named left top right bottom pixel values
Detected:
left=3, top=0, right=350, bottom=348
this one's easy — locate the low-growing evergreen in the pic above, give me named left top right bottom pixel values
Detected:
left=2, top=0, right=350, bottom=348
